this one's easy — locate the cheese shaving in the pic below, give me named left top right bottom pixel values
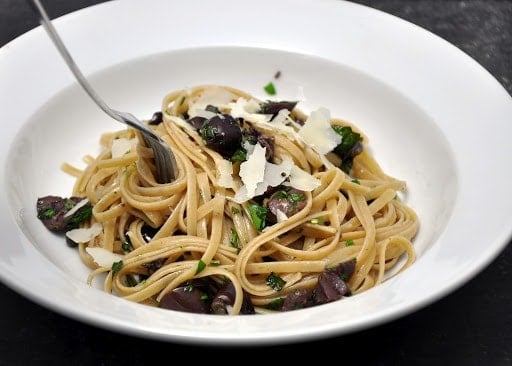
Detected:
left=237, top=143, right=267, bottom=200
left=63, top=198, right=89, bottom=218
left=85, top=247, right=124, bottom=268
left=216, top=159, right=235, bottom=188
left=298, top=107, right=342, bottom=155
left=285, top=165, right=322, bottom=191
left=228, top=98, right=272, bottom=124
left=66, top=222, right=103, bottom=243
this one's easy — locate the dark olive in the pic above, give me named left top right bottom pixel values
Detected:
left=281, top=258, right=355, bottom=311
left=266, top=188, right=307, bottom=223
left=314, top=270, right=350, bottom=304
left=188, top=116, right=206, bottom=130
left=148, top=111, right=163, bottom=125
left=36, top=195, right=91, bottom=232
left=242, top=127, right=274, bottom=162
left=142, top=257, right=166, bottom=275
left=199, top=114, right=243, bottom=158
left=281, top=288, right=314, bottom=311
left=211, top=282, right=255, bottom=315
left=330, top=258, right=356, bottom=280
left=159, top=285, right=211, bottom=314
left=348, top=140, right=364, bottom=158
left=259, top=100, right=299, bottom=117
left=141, top=224, right=159, bottom=243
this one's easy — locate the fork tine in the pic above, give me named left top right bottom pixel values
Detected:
left=144, top=135, right=178, bottom=184
left=115, top=111, right=178, bottom=184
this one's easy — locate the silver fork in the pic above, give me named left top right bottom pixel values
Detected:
left=26, top=0, right=178, bottom=184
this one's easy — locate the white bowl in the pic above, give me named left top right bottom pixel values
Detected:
left=0, top=0, right=511, bottom=345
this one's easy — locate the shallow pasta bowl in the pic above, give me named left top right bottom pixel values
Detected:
left=0, top=0, right=511, bottom=345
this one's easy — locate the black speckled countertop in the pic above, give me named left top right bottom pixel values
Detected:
left=0, top=1, right=511, bottom=364
left=356, top=0, right=511, bottom=95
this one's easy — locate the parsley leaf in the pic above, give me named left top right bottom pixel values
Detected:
left=111, top=260, right=123, bottom=276
left=266, top=298, right=285, bottom=310
left=230, top=228, right=240, bottom=250
left=266, top=272, right=286, bottom=291
left=263, top=82, right=276, bottom=95
left=196, top=259, right=206, bottom=274
left=332, top=125, right=363, bottom=174
left=248, top=204, right=268, bottom=231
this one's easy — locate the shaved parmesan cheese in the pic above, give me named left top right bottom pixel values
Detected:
left=259, top=155, right=294, bottom=188
left=228, top=98, right=272, bottom=124
left=216, top=159, right=235, bottom=188
left=285, top=165, right=321, bottom=191
left=66, top=222, right=103, bottom=243
left=63, top=198, right=89, bottom=218
left=188, top=87, right=236, bottom=117
left=271, top=108, right=292, bottom=125
left=298, top=107, right=341, bottom=155
left=238, top=143, right=267, bottom=198
left=233, top=185, right=250, bottom=203
left=234, top=152, right=294, bottom=203
left=85, top=247, right=124, bottom=268
left=275, top=209, right=289, bottom=223
left=111, top=138, right=137, bottom=158
left=249, top=107, right=304, bottom=144
left=251, top=157, right=293, bottom=197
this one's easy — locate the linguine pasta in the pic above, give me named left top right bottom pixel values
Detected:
left=56, top=85, right=418, bottom=315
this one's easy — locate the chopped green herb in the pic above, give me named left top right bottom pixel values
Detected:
left=40, top=208, right=56, bottom=219
left=111, top=260, right=123, bottom=276
left=231, top=148, right=247, bottom=162
left=271, top=189, right=305, bottom=214
left=230, top=228, right=240, bottom=249
left=289, top=192, right=306, bottom=213
left=266, top=272, right=286, bottom=291
left=122, top=241, right=133, bottom=252
left=264, top=82, right=276, bottom=95
left=332, top=125, right=362, bottom=174
left=345, top=239, right=354, bottom=247
left=274, top=190, right=288, bottom=199
left=289, top=191, right=305, bottom=203
left=200, top=293, right=209, bottom=301
left=351, top=178, right=360, bottom=185
left=196, top=259, right=206, bottom=274
left=67, top=204, right=93, bottom=226
left=266, top=298, right=285, bottom=310
left=248, top=204, right=268, bottom=231
left=64, top=200, right=74, bottom=211
left=199, top=122, right=219, bottom=141
left=231, top=207, right=240, bottom=215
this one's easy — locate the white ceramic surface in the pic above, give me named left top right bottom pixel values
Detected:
left=0, top=0, right=511, bottom=345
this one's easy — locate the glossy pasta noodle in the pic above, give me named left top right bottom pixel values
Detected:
left=56, top=85, right=418, bottom=315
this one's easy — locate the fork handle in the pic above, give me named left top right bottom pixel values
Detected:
left=25, top=0, right=121, bottom=123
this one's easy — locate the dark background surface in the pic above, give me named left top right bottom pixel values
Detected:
left=0, top=0, right=511, bottom=364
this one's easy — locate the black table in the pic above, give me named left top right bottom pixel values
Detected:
left=1, top=1, right=511, bottom=364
